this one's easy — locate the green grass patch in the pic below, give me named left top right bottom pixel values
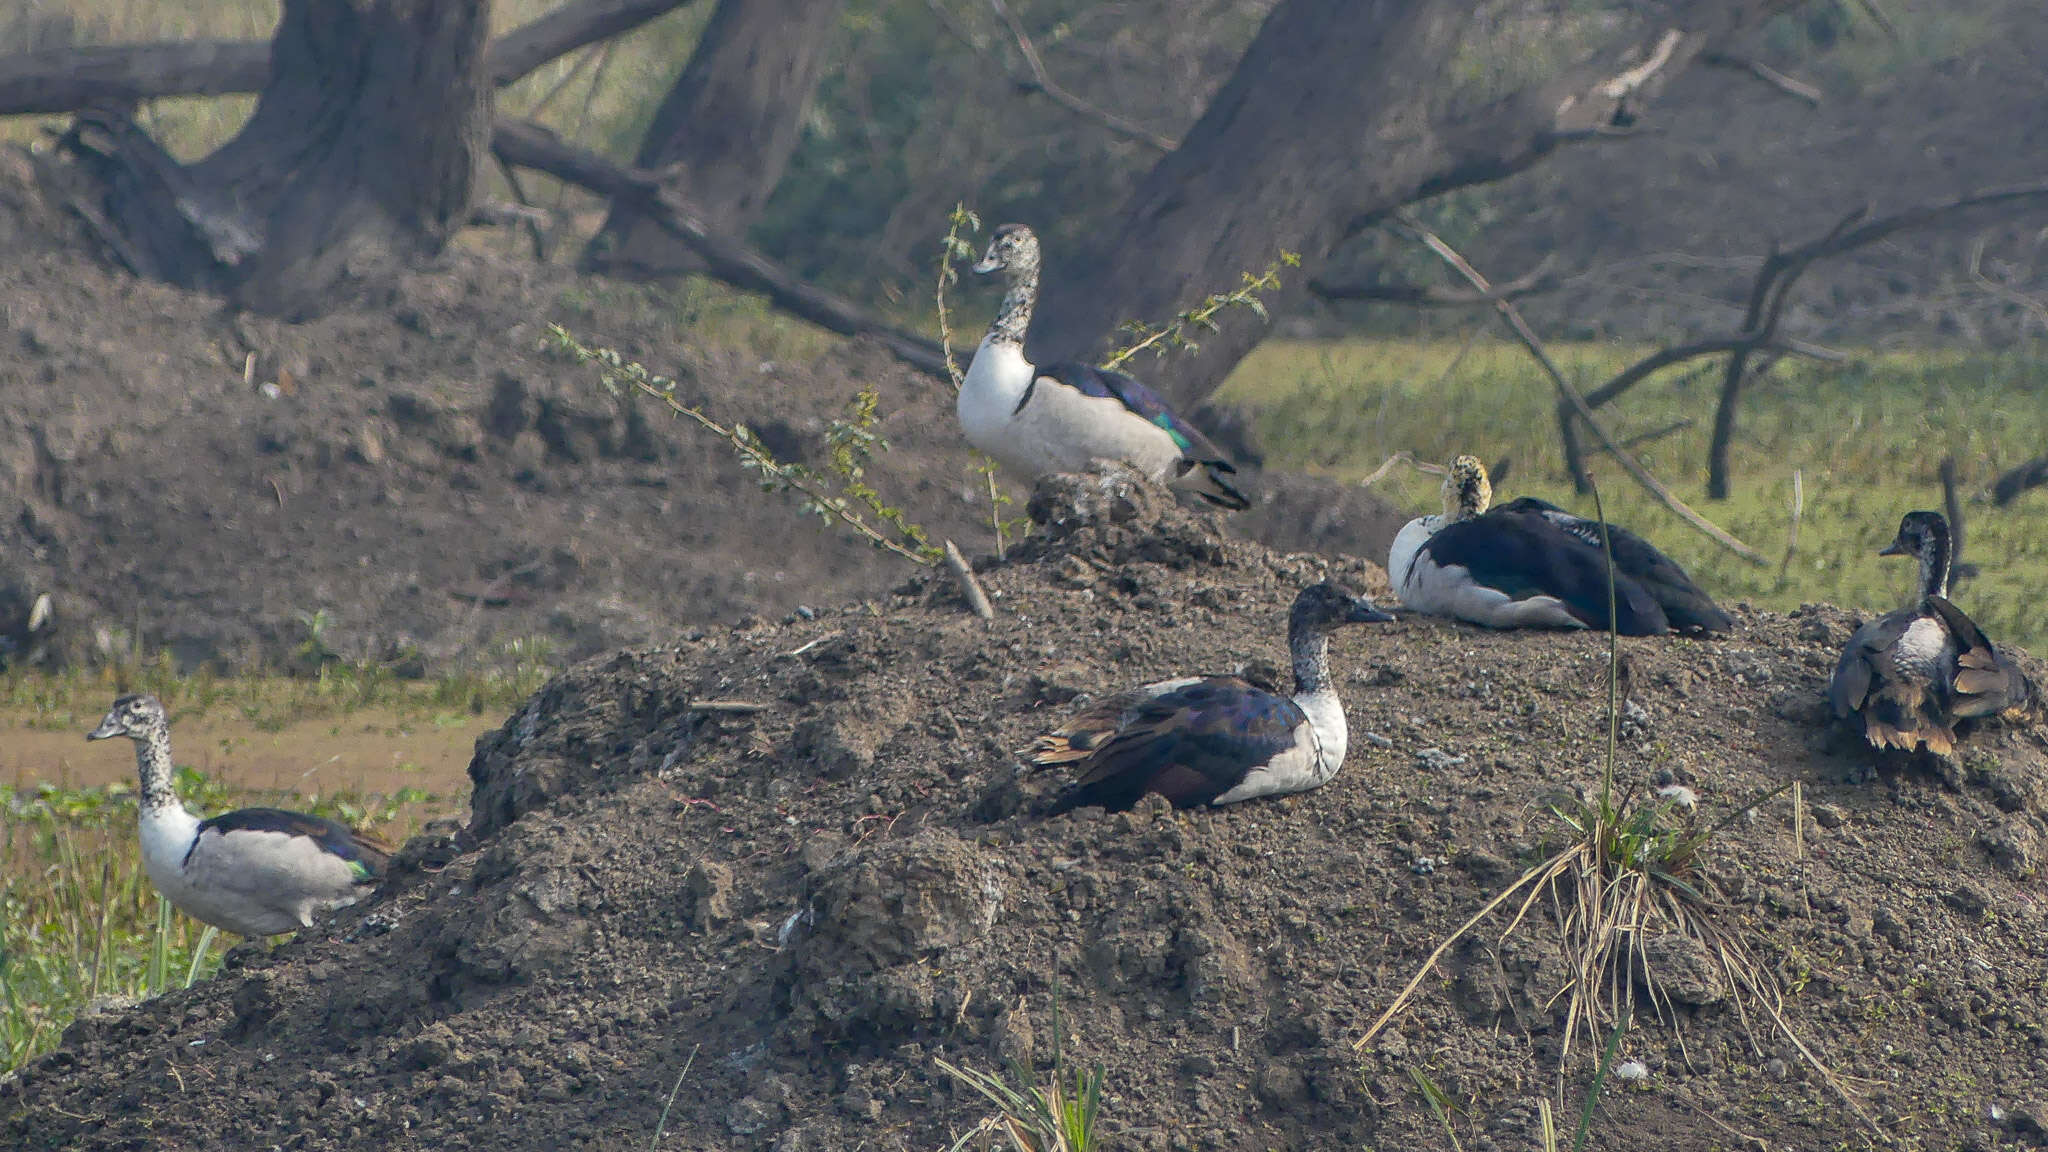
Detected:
left=0, top=641, right=556, bottom=736
left=1, top=768, right=436, bottom=1073
left=1220, top=340, right=2048, bottom=651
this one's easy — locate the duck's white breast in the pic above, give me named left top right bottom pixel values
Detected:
left=1892, top=615, right=1955, bottom=681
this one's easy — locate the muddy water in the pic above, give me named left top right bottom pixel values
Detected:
left=2, top=708, right=486, bottom=803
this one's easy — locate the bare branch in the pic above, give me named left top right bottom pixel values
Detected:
left=1708, top=182, right=2048, bottom=496
left=986, top=0, right=1177, bottom=151
left=1701, top=52, right=1822, bottom=106
left=1394, top=212, right=1767, bottom=566
left=1581, top=334, right=1840, bottom=411
left=1355, top=451, right=1417, bottom=488
left=1310, top=257, right=1559, bottom=305
left=1967, top=236, right=2048, bottom=331
left=922, top=0, right=1177, bottom=152
left=489, top=0, right=698, bottom=85
left=1938, top=455, right=1981, bottom=586
left=493, top=117, right=954, bottom=380
left=1854, top=0, right=1901, bottom=41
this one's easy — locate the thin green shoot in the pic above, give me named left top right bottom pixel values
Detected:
left=1408, top=1067, right=1465, bottom=1152
left=1103, top=252, right=1300, bottom=371
left=649, top=1044, right=698, bottom=1150
left=1572, top=1017, right=1628, bottom=1151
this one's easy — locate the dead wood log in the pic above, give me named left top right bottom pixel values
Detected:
left=0, top=0, right=698, bottom=116
left=491, top=117, right=952, bottom=379
left=1706, top=183, right=2048, bottom=498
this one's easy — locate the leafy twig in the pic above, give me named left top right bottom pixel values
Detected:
left=549, top=325, right=940, bottom=566
left=1103, top=252, right=1300, bottom=371
left=936, top=204, right=980, bottom=393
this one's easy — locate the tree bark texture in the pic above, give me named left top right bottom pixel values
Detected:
left=1028, top=0, right=1801, bottom=410
left=582, top=0, right=843, bottom=278
left=59, top=0, right=492, bottom=320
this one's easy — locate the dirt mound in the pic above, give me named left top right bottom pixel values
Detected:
left=8, top=479, right=2048, bottom=1152
left=0, top=152, right=1401, bottom=673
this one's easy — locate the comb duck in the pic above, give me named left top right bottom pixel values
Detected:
left=1829, top=510, right=2036, bottom=757
left=1028, top=581, right=1392, bottom=812
left=959, top=223, right=1249, bottom=510
left=1492, top=495, right=1731, bottom=634
left=89, top=694, right=390, bottom=938
left=1387, top=455, right=1676, bottom=635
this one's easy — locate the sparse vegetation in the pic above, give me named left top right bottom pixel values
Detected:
left=1357, top=486, right=1858, bottom=1142
left=0, top=641, right=556, bottom=735
left=550, top=324, right=944, bottom=565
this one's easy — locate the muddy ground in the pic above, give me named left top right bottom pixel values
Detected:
left=6, top=478, right=2047, bottom=1151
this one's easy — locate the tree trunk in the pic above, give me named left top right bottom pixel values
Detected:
left=0, top=0, right=699, bottom=116
left=56, top=0, right=491, bottom=320
left=582, top=0, right=842, bottom=278
left=1029, top=0, right=1800, bottom=410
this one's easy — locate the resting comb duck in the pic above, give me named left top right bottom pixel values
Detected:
left=1829, top=510, right=2036, bottom=757
left=1029, top=581, right=1392, bottom=812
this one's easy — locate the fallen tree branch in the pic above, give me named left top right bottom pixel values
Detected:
left=1395, top=212, right=1767, bottom=565
left=0, top=0, right=699, bottom=116
left=1708, top=182, right=2048, bottom=497
left=1310, top=257, right=1559, bottom=305
left=493, top=117, right=953, bottom=379
left=1582, top=335, right=1842, bottom=411
left=1702, top=51, right=1822, bottom=106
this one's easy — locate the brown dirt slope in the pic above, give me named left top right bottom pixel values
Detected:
left=0, top=152, right=1400, bottom=674
left=7, top=477, right=2048, bottom=1152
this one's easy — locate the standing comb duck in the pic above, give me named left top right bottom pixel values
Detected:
left=958, top=223, right=1249, bottom=509
left=89, top=694, right=390, bottom=938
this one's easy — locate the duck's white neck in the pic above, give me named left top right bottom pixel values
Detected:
left=1290, top=625, right=1351, bottom=775
left=133, top=724, right=184, bottom=816
left=1289, top=629, right=1335, bottom=697
left=985, top=259, right=1038, bottom=350
left=131, top=724, right=200, bottom=874
left=1918, top=536, right=1951, bottom=601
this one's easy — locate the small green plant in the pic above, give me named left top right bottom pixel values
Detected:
left=549, top=324, right=941, bottom=566
left=933, top=204, right=1028, bottom=558
left=937, top=995, right=1104, bottom=1152
left=1408, top=1066, right=1465, bottom=1152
